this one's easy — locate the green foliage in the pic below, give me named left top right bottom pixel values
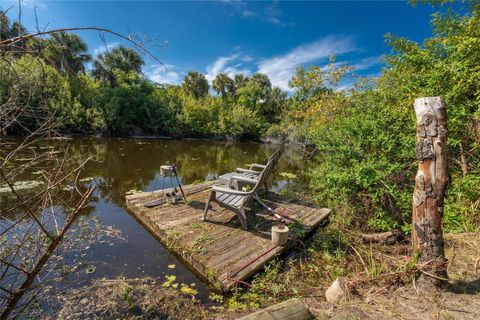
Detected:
left=212, top=73, right=235, bottom=99
left=284, top=3, right=480, bottom=233
left=1, top=17, right=286, bottom=140
left=444, top=174, right=480, bottom=232
left=2, top=4, right=478, bottom=234
left=92, top=46, right=144, bottom=87
left=181, top=71, right=209, bottom=99
left=96, top=70, right=158, bottom=134
left=43, top=31, right=92, bottom=76
left=221, top=104, right=266, bottom=139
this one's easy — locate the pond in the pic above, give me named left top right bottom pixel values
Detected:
left=0, top=137, right=306, bottom=303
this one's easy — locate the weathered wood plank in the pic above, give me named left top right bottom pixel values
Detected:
left=125, top=180, right=330, bottom=291
left=237, top=298, right=313, bottom=320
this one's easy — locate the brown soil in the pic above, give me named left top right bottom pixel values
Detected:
left=54, top=233, right=480, bottom=319
left=305, top=232, right=480, bottom=320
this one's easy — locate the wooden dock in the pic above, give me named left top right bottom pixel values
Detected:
left=125, top=181, right=330, bottom=291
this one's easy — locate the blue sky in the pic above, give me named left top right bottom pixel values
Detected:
left=3, top=1, right=460, bottom=91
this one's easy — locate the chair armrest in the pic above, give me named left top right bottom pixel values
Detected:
left=236, top=168, right=261, bottom=174
left=212, top=186, right=249, bottom=195
left=249, top=163, right=266, bottom=170
left=231, top=175, right=258, bottom=184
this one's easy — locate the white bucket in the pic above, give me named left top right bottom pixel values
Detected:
left=160, top=165, right=174, bottom=177
left=271, top=225, right=289, bottom=246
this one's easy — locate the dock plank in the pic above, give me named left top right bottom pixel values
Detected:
left=125, top=180, right=330, bottom=291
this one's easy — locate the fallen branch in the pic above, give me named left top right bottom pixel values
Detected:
left=361, top=229, right=404, bottom=245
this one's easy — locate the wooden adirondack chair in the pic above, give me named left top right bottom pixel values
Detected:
left=218, top=150, right=281, bottom=193
left=203, top=159, right=275, bottom=230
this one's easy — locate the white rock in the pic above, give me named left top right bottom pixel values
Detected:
left=326, top=277, right=347, bottom=304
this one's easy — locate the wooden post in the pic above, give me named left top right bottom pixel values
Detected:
left=412, top=97, right=449, bottom=283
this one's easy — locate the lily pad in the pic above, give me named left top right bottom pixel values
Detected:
left=162, top=275, right=177, bottom=287
left=180, top=284, right=198, bottom=296
left=0, top=180, right=44, bottom=193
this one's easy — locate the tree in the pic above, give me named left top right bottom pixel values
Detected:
left=43, top=31, right=92, bottom=76
left=233, top=74, right=248, bottom=91
left=0, top=11, right=27, bottom=54
left=181, top=71, right=209, bottom=99
left=289, top=65, right=341, bottom=102
left=263, top=86, right=287, bottom=122
left=212, top=73, right=235, bottom=99
left=92, top=46, right=144, bottom=87
left=250, top=73, right=272, bottom=98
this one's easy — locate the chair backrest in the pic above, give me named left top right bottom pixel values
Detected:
left=267, top=150, right=280, bottom=164
left=250, top=157, right=275, bottom=193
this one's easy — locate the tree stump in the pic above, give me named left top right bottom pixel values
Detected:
left=412, top=97, right=449, bottom=285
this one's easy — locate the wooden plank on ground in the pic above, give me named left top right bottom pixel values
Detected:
left=237, top=298, right=313, bottom=320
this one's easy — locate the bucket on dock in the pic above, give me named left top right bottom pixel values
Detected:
left=271, top=225, right=289, bottom=246
left=160, top=165, right=175, bottom=177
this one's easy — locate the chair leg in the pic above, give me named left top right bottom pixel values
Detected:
left=237, top=208, right=248, bottom=230
left=264, top=182, right=269, bottom=195
left=203, top=191, right=214, bottom=221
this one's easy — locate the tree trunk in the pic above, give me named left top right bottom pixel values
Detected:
left=459, top=142, right=469, bottom=176
left=412, top=97, right=449, bottom=284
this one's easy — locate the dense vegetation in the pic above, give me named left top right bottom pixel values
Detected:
left=1, top=2, right=478, bottom=235
left=0, top=18, right=286, bottom=139
left=284, top=3, right=480, bottom=233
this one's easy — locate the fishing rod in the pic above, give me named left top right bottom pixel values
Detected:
left=253, top=195, right=286, bottom=226
left=171, top=164, right=187, bottom=202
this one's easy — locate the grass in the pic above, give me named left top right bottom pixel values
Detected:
left=219, top=224, right=480, bottom=319
left=53, top=228, right=480, bottom=319
left=192, top=230, right=213, bottom=254
left=56, top=278, right=219, bottom=319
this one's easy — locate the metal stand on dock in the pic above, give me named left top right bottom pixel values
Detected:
left=144, top=164, right=187, bottom=208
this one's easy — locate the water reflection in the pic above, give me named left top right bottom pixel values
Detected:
left=1, top=137, right=305, bottom=302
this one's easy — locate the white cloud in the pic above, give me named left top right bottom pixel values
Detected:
left=351, top=55, right=383, bottom=71
left=263, top=2, right=282, bottom=25
left=144, top=64, right=181, bottom=84
left=93, top=42, right=119, bottom=57
left=222, top=0, right=287, bottom=26
left=142, top=37, right=378, bottom=91
left=205, top=54, right=252, bottom=83
left=242, top=10, right=255, bottom=17
left=257, top=36, right=357, bottom=91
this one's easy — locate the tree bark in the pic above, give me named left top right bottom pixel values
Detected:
left=459, top=142, right=469, bottom=176
left=361, top=229, right=404, bottom=245
left=412, top=97, right=449, bottom=284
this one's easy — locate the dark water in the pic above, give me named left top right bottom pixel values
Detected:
left=1, top=137, right=305, bottom=302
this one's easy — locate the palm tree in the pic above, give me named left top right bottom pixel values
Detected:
left=0, top=12, right=27, bottom=55
left=251, top=73, right=271, bottom=92
left=263, top=86, right=287, bottom=121
left=212, top=73, right=235, bottom=99
left=250, top=73, right=272, bottom=101
left=181, top=71, right=209, bottom=99
left=233, top=74, right=248, bottom=90
left=44, top=31, right=92, bottom=76
left=92, top=46, right=144, bottom=87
